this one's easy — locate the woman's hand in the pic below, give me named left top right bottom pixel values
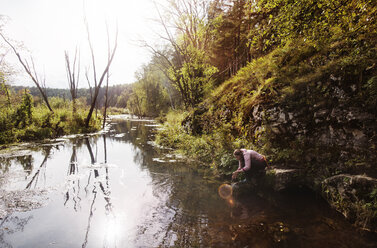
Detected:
left=232, top=171, right=237, bottom=180
left=232, top=169, right=241, bottom=180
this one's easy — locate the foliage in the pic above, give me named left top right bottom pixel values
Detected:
left=155, top=110, right=252, bottom=175
left=147, top=0, right=220, bottom=109
left=14, top=90, right=33, bottom=128
left=168, top=45, right=218, bottom=107
left=127, top=62, right=170, bottom=117
left=247, top=0, right=377, bottom=56
left=208, top=0, right=251, bottom=82
left=0, top=87, right=102, bottom=145
left=12, top=84, right=133, bottom=109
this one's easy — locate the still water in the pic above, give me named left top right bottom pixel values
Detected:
left=0, top=116, right=376, bottom=248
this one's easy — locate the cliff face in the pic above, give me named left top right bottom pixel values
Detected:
left=255, top=74, right=377, bottom=232
left=258, top=74, right=376, bottom=178
left=181, top=43, right=377, bottom=231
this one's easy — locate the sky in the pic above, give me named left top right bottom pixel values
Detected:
left=0, top=0, right=163, bottom=88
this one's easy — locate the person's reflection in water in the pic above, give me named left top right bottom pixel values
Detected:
left=230, top=199, right=250, bottom=220
left=218, top=184, right=249, bottom=219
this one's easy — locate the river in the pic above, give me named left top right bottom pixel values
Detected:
left=0, top=116, right=376, bottom=247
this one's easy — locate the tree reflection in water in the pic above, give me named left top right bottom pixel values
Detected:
left=81, top=136, right=115, bottom=248
left=25, top=147, right=51, bottom=190
left=64, top=143, right=81, bottom=211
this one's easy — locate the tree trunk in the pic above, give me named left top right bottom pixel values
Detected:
left=84, top=21, right=118, bottom=128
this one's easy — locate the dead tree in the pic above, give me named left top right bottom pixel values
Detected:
left=0, top=32, right=53, bottom=112
left=65, top=48, right=80, bottom=115
left=85, top=67, right=93, bottom=105
left=102, top=24, right=111, bottom=129
left=84, top=20, right=118, bottom=128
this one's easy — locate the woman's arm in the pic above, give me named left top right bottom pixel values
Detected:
left=237, top=160, right=242, bottom=170
left=242, top=152, right=252, bottom=172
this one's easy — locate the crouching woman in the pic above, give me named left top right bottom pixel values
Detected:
left=232, top=149, right=268, bottom=182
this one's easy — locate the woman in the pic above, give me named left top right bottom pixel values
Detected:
left=232, top=149, right=267, bottom=181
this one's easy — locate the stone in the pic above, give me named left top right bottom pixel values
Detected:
left=330, top=74, right=342, bottom=81
left=351, top=129, right=367, bottom=147
left=322, top=174, right=377, bottom=232
left=252, top=105, right=260, bottom=119
left=278, top=112, right=286, bottom=123
left=264, top=168, right=302, bottom=191
left=231, top=168, right=303, bottom=196
left=314, top=109, right=329, bottom=118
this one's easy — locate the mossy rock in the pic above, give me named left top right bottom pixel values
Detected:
left=232, top=168, right=303, bottom=196
left=264, top=168, right=303, bottom=191
left=322, top=174, right=377, bottom=232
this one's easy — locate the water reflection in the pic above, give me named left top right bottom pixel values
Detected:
left=25, top=148, right=50, bottom=190
left=0, top=215, right=33, bottom=248
left=64, top=143, right=81, bottom=210
left=81, top=136, right=114, bottom=248
left=0, top=116, right=376, bottom=247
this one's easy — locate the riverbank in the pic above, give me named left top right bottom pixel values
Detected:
left=156, top=107, right=377, bottom=232
left=1, top=117, right=376, bottom=247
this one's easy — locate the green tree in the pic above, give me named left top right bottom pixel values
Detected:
left=149, top=0, right=218, bottom=108
left=209, top=0, right=251, bottom=81
left=14, top=89, right=33, bottom=128
left=127, top=63, right=170, bottom=117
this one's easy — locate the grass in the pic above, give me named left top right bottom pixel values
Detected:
left=0, top=95, right=103, bottom=145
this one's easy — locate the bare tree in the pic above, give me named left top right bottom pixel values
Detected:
left=102, top=24, right=111, bottom=129
left=84, top=19, right=118, bottom=128
left=65, top=47, right=80, bottom=115
left=85, top=67, right=93, bottom=104
left=102, top=68, right=110, bottom=128
left=0, top=33, right=53, bottom=112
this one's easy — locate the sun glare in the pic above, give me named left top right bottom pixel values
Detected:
left=103, top=216, right=121, bottom=246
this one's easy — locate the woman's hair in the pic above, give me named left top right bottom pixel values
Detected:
left=233, top=149, right=245, bottom=166
left=233, top=149, right=243, bottom=157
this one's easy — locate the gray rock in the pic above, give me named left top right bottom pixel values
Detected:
left=314, top=109, right=329, bottom=118
left=322, top=174, right=377, bottom=232
left=264, top=168, right=302, bottom=191
left=278, top=112, right=287, bottom=123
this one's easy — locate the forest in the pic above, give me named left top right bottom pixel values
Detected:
left=1, top=0, right=377, bottom=232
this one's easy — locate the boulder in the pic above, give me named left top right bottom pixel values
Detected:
left=264, top=168, right=303, bottom=191
left=232, top=168, right=303, bottom=196
left=321, top=174, right=377, bottom=232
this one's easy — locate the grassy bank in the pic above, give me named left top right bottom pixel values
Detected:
left=156, top=110, right=248, bottom=176
left=0, top=93, right=103, bottom=145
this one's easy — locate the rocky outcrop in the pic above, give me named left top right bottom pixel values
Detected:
left=321, top=174, right=377, bottom=232
left=244, top=75, right=377, bottom=231
left=264, top=168, right=303, bottom=191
